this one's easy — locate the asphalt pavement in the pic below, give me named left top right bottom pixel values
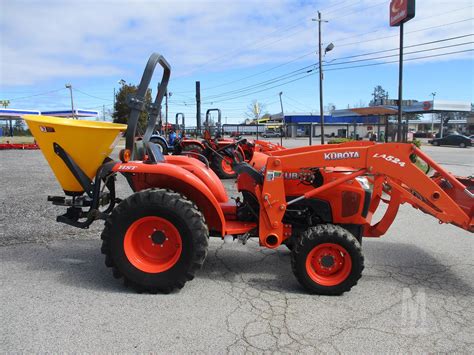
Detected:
left=1, top=143, right=473, bottom=352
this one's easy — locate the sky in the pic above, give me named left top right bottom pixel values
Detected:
left=0, top=0, right=473, bottom=125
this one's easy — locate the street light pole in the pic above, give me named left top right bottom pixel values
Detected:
left=279, top=91, right=284, bottom=117
left=65, top=84, right=76, bottom=119
left=279, top=92, right=284, bottom=145
left=430, top=92, right=436, bottom=135
left=312, top=11, right=333, bottom=145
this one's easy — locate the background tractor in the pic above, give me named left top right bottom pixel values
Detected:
left=148, top=112, right=186, bottom=154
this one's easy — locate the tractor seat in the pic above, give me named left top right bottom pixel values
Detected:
left=233, top=162, right=263, bottom=185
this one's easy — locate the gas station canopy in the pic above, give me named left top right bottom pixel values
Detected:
left=0, top=108, right=98, bottom=120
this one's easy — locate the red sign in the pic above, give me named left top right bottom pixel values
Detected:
left=390, top=0, right=415, bottom=27
left=423, top=101, right=432, bottom=111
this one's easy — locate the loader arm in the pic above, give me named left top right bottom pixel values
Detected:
left=259, top=143, right=473, bottom=247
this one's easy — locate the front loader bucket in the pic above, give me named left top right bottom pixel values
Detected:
left=23, top=115, right=126, bottom=194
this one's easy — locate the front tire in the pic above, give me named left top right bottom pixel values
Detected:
left=291, top=224, right=364, bottom=295
left=460, top=142, right=466, bottom=148
left=101, top=189, right=208, bottom=293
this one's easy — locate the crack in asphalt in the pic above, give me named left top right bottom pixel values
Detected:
left=199, top=238, right=474, bottom=353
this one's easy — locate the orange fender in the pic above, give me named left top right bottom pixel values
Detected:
left=164, top=155, right=228, bottom=203
left=113, top=161, right=227, bottom=235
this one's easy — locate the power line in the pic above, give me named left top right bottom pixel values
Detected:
left=336, top=18, right=473, bottom=48
left=201, top=36, right=471, bottom=102
left=74, top=88, right=112, bottom=102
left=325, top=34, right=473, bottom=62
left=5, top=88, right=65, bottom=101
left=188, top=52, right=315, bottom=93
left=325, top=41, right=473, bottom=67
left=326, top=0, right=387, bottom=21
left=324, top=0, right=362, bottom=15
left=84, top=103, right=114, bottom=110
left=203, top=49, right=473, bottom=104
left=203, top=72, right=317, bottom=104
left=175, top=0, right=364, bottom=79
left=183, top=15, right=472, bottom=95
left=325, top=48, right=473, bottom=72
left=284, top=94, right=315, bottom=111
left=326, top=4, right=473, bottom=45
left=202, top=65, right=316, bottom=100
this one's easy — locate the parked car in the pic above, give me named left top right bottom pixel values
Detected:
left=262, top=131, right=281, bottom=138
left=413, top=131, right=430, bottom=138
left=434, top=131, right=459, bottom=138
left=429, top=134, right=472, bottom=148
left=469, top=135, right=474, bottom=144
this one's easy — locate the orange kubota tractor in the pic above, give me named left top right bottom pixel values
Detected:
left=24, top=54, right=473, bottom=295
left=173, top=108, right=284, bottom=179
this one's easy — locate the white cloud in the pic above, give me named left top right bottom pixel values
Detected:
left=0, top=0, right=472, bottom=87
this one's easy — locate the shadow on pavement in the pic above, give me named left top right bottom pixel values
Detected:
left=2, top=238, right=472, bottom=295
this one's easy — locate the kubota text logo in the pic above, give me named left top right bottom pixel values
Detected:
left=324, top=151, right=360, bottom=160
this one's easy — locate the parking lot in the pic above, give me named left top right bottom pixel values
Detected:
left=1, top=143, right=472, bottom=353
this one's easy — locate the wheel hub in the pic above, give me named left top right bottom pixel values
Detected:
left=151, top=230, right=166, bottom=245
left=124, top=216, right=182, bottom=273
left=306, top=243, right=352, bottom=286
left=320, top=255, right=335, bottom=268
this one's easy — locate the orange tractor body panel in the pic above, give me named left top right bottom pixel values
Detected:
left=113, top=160, right=228, bottom=234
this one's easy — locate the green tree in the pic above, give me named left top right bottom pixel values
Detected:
left=369, top=85, right=389, bottom=106
left=246, top=100, right=267, bottom=122
left=113, top=83, right=153, bottom=132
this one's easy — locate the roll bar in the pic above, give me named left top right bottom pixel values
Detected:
left=205, top=108, right=222, bottom=137
left=205, top=108, right=221, bottom=128
left=175, top=113, right=185, bottom=129
left=125, top=53, right=171, bottom=155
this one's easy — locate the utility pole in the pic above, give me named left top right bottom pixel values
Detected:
left=196, top=81, right=201, bottom=135
left=255, top=101, right=260, bottom=140
left=397, top=22, right=404, bottom=142
left=102, top=105, right=106, bottom=121
left=65, top=84, right=76, bottom=119
left=430, top=92, right=436, bottom=135
left=313, top=11, right=329, bottom=145
left=279, top=92, right=284, bottom=145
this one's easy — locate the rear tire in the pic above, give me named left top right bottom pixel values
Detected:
left=432, top=141, right=439, bottom=146
left=182, top=143, right=204, bottom=155
left=460, top=142, right=466, bottom=148
left=291, top=224, right=364, bottom=295
left=150, top=137, right=168, bottom=154
left=101, top=189, right=208, bottom=293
